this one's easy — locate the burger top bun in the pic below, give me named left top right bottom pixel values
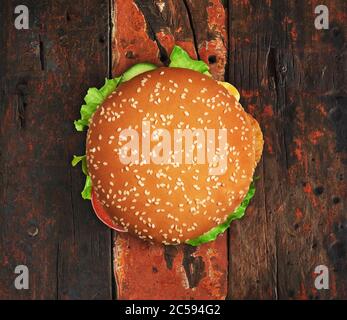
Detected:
left=86, top=67, right=263, bottom=244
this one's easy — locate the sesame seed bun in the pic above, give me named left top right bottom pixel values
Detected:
left=86, top=67, right=263, bottom=245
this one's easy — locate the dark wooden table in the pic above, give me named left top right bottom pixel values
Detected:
left=0, top=0, right=346, bottom=300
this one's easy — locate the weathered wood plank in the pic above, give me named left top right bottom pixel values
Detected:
left=112, top=0, right=228, bottom=299
left=228, top=0, right=347, bottom=299
left=115, top=235, right=227, bottom=300
left=0, top=0, right=113, bottom=299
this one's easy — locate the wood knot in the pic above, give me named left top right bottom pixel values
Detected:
left=27, top=225, right=39, bottom=237
left=332, top=196, right=340, bottom=204
left=208, top=55, right=217, bottom=64
left=313, top=186, right=324, bottom=196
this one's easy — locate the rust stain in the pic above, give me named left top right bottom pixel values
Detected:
left=302, top=223, right=311, bottom=233
left=315, top=103, right=328, bottom=117
left=295, top=208, right=304, bottom=221
left=293, top=138, right=303, bottom=162
left=296, top=282, right=308, bottom=300
left=283, top=16, right=298, bottom=42
left=206, top=0, right=227, bottom=30
left=303, top=182, right=318, bottom=208
left=2, top=256, right=9, bottom=267
left=308, top=130, right=324, bottom=145
left=329, top=272, right=337, bottom=298
left=290, top=27, right=298, bottom=42
left=241, top=89, right=260, bottom=99
left=295, top=106, right=305, bottom=132
left=247, top=103, right=257, bottom=114
left=262, top=105, right=274, bottom=118
left=283, top=17, right=293, bottom=24
left=335, top=9, right=347, bottom=23
left=239, top=0, right=250, bottom=5
left=264, top=136, right=274, bottom=154
left=303, top=182, right=312, bottom=194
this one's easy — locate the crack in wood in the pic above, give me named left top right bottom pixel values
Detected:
left=163, top=245, right=179, bottom=270
left=182, top=0, right=200, bottom=59
left=66, top=10, right=71, bottom=22
left=266, top=46, right=278, bottom=92
left=39, top=35, right=45, bottom=71
left=133, top=0, right=169, bottom=64
left=182, top=245, right=206, bottom=288
left=15, top=81, right=28, bottom=129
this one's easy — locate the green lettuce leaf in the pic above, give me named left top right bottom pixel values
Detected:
left=186, top=182, right=256, bottom=246
left=74, top=77, right=122, bottom=131
left=169, top=46, right=210, bottom=74
left=122, top=63, right=157, bottom=82
left=81, top=175, right=92, bottom=200
left=71, top=155, right=85, bottom=167
left=72, top=155, right=91, bottom=199
left=71, top=155, right=87, bottom=175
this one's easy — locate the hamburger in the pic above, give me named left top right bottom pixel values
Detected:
left=72, top=46, right=263, bottom=245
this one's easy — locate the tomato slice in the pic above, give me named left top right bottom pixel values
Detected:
left=91, top=189, right=127, bottom=232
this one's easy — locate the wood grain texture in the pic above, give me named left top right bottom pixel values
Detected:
left=1, top=0, right=346, bottom=300
left=0, top=0, right=113, bottom=299
left=227, top=0, right=347, bottom=299
left=112, top=0, right=229, bottom=300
